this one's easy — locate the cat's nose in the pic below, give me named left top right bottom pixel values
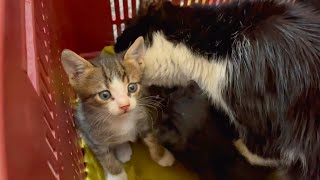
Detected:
left=120, top=104, right=130, bottom=112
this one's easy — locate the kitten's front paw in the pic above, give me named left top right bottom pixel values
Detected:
left=115, top=143, right=132, bottom=163
left=157, top=148, right=175, bottom=167
left=106, top=170, right=128, bottom=180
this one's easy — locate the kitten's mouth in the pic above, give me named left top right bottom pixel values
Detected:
left=121, top=109, right=130, bottom=114
left=115, top=107, right=135, bottom=116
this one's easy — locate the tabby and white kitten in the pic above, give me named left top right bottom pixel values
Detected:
left=115, top=0, right=320, bottom=179
left=60, top=42, right=174, bottom=180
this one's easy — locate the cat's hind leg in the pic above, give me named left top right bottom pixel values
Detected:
left=115, top=142, right=132, bottom=163
left=142, top=132, right=175, bottom=167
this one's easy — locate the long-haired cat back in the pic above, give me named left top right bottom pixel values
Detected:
left=115, top=0, right=320, bottom=179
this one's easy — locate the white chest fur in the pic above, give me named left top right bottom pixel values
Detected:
left=110, top=111, right=141, bottom=143
left=77, top=103, right=146, bottom=145
left=143, top=32, right=234, bottom=120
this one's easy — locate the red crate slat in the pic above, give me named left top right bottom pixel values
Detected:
left=123, top=0, right=129, bottom=19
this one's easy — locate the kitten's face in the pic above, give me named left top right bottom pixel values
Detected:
left=61, top=38, right=145, bottom=116
left=95, top=75, right=141, bottom=116
left=77, top=57, right=143, bottom=116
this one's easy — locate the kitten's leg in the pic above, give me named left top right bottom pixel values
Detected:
left=142, top=132, right=175, bottom=167
left=95, top=151, right=127, bottom=180
left=234, top=139, right=280, bottom=167
left=115, top=143, right=132, bottom=163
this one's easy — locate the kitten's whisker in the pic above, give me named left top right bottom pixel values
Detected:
left=139, top=95, right=165, bottom=101
left=139, top=97, right=163, bottom=101
left=139, top=100, right=165, bottom=115
left=141, top=99, right=165, bottom=107
left=138, top=103, right=159, bottom=111
left=87, top=110, right=113, bottom=128
left=139, top=99, right=165, bottom=107
left=137, top=107, right=155, bottom=131
left=89, top=112, right=111, bottom=129
left=138, top=103, right=161, bottom=122
left=146, top=101, right=164, bottom=107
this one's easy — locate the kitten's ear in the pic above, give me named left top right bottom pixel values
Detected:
left=139, top=0, right=164, bottom=15
left=61, top=49, right=93, bottom=79
left=124, top=36, right=145, bottom=63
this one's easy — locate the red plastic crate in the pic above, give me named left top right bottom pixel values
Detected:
left=0, top=0, right=230, bottom=179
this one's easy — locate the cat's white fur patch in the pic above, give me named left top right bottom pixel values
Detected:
left=282, top=148, right=306, bottom=168
left=108, top=77, right=137, bottom=116
left=234, top=139, right=280, bottom=167
left=143, top=32, right=233, bottom=119
left=106, top=170, right=128, bottom=180
left=109, top=111, right=140, bottom=143
left=109, top=78, right=130, bottom=107
left=115, top=143, right=132, bottom=163
left=157, top=148, right=175, bottom=167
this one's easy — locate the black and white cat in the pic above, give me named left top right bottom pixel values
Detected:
left=150, top=82, right=278, bottom=180
left=115, top=0, right=320, bottom=179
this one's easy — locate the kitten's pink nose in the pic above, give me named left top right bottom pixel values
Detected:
left=120, top=104, right=130, bottom=112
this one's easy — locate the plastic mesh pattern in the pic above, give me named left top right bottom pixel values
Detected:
left=33, top=0, right=85, bottom=179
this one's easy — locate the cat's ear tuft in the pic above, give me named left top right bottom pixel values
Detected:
left=139, top=0, right=165, bottom=15
left=61, top=49, right=93, bottom=78
left=124, top=36, right=145, bottom=63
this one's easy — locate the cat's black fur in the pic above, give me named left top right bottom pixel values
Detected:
left=115, top=0, right=320, bottom=179
left=298, top=0, right=320, bottom=9
left=149, top=82, right=277, bottom=180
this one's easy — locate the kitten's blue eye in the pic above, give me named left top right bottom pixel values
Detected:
left=128, top=83, right=138, bottom=93
left=98, top=90, right=111, bottom=100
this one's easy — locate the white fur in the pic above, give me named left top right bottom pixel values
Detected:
left=108, top=111, right=143, bottom=143
left=234, top=139, right=307, bottom=169
left=115, top=143, right=132, bottom=163
left=109, top=78, right=129, bottom=107
left=143, top=32, right=234, bottom=119
left=234, top=139, right=280, bottom=167
left=157, top=148, right=175, bottom=167
left=108, top=77, right=137, bottom=115
left=282, top=148, right=306, bottom=168
left=106, top=170, right=128, bottom=180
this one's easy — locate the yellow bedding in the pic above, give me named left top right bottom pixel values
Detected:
left=81, top=46, right=198, bottom=180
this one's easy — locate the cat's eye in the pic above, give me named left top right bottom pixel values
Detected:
left=128, top=83, right=138, bottom=93
left=98, top=90, right=111, bottom=100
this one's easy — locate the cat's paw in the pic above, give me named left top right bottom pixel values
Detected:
left=157, top=148, right=175, bottom=167
left=106, top=170, right=128, bottom=180
left=115, top=143, right=132, bottom=163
